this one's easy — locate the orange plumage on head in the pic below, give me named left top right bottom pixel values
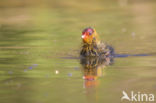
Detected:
left=81, top=27, right=100, bottom=45
left=92, top=28, right=100, bottom=44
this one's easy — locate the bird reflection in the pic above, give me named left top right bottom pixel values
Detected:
left=80, top=56, right=114, bottom=88
left=80, top=57, right=114, bottom=81
left=80, top=57, right=114, bottom=102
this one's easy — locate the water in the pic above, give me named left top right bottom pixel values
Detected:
left=0, top=0, right=156, bottom=103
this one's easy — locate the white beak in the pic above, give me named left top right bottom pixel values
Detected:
left=82, top=35, right=85, bottom=39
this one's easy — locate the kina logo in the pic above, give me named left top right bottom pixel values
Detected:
left=121, top=91, right=154, bottom=102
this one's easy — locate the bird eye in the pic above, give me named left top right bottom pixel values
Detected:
left=89, top=32, right=92, bottom=35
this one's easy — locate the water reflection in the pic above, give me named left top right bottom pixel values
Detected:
left=80, top=57, right=114, bottom=88
left=80, top=57, right=113, bottom=102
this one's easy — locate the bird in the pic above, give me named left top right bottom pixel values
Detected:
left=80, top=27, right=115, bottom=58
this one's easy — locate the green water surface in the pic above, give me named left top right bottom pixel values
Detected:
left=0, top=0, right=156, bottom=103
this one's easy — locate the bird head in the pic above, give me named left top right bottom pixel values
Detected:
left=81, top=27, right=99, bottom=44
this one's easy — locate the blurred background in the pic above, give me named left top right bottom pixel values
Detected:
left=0, top=0, right=156, bottom=103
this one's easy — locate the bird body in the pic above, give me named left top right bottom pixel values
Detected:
left=80, top=27, right=114, bottom=58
